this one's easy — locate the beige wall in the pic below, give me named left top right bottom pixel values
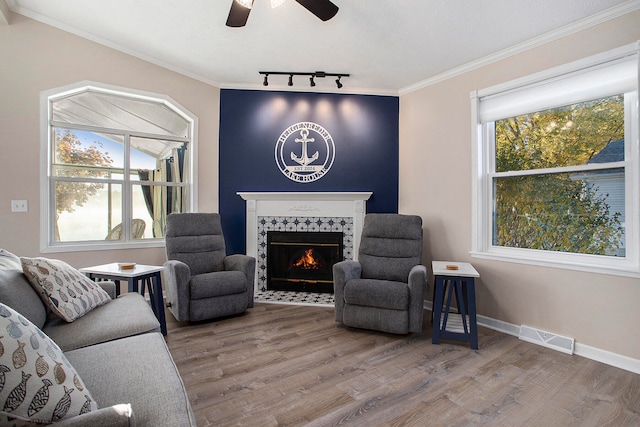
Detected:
left=400, top=11, right=640, bottom=359
left=0, top=14, right=220, bottom=268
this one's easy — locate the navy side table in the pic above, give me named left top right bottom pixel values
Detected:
left=80, top=263, right=167, bottom=336
left=431, top=261, right=479, bottom=350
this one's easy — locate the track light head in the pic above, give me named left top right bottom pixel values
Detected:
left=258, top=71, right=348, bottom=89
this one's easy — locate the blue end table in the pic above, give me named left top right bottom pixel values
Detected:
left=431, top=261, right=479, bottom=350
left=80, top=263, right=167, bottom=336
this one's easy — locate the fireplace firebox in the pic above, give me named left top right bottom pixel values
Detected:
left=267, top=231, right=343, bottom=293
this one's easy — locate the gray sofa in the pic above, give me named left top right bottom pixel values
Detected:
left=0, top=249, right=195, bottom=426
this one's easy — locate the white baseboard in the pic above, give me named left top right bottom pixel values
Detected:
left=573, top=343, right=640, bottom=374
left=423, top=302, right=640, bottom=374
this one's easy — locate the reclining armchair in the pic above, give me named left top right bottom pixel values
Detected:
left=163, top=213, right=255, bottom=322
left=333, top=213, right=427, bottom=334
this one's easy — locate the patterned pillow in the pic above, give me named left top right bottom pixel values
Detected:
left=0, top=302, right=98, bottom=425
left=20, top=257, right=111, bottom=323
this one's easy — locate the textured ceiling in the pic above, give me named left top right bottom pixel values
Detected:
left=6, top=0, right=638, bottom=94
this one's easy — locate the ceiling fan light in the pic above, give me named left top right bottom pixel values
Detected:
left=288, top=74, right=294, bottom=86
left=270, top=0, right=286, bottom=8
left=235, top=0, right=254, bottom=9
left=309, top=76, right=316, bottom=87
left=263, top=74, right=269, bottom=86
left=335, top=76, right=343, bottom=89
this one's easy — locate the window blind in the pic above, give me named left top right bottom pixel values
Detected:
left=478, top=48, right=638, bottom=123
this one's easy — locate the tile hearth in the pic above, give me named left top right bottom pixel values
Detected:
left=254, top=289, right=335, bottom=307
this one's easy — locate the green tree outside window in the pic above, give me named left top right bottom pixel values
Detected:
left=494, top=95, right=625, bottom=256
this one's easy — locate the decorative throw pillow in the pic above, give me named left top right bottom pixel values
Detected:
left=20, top=257, right=111, bottom=323
left=0, top=302, right=98, bottom=425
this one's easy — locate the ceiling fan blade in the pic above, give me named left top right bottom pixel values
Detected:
left=294, top=0, right=339, bottom=21
left=226, top=1, right=252, bottom=27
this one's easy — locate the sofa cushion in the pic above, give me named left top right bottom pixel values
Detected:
left=0, top=249, right=21, bottom=269
left=43, top=293, right=160, bottom=352
left=344, top=279, right=409, bottom=310
left=0, top=303, right=98, bottom=425
left=20, top=257, right=111, bottom=323
left=64, top=333, right=196, bottom=427
left=0, top=251, right=47, bottom=330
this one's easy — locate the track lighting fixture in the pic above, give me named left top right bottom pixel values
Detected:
left=258, top=71, right=350, bottom=89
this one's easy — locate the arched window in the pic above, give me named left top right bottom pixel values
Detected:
left=41, top=81, right=197, bottom=252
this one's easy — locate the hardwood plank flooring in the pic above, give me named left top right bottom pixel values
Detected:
left=164, top=303, right=640, bottom=426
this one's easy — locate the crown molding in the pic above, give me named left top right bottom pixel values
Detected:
left=399, top=0, right=640, bottom=95
left=8, top=0, right=639, bottom=96
left=6, top=0, right=222, bottom=87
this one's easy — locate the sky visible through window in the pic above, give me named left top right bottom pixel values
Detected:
left=57, top=130, right=156, bottom=240
left=73, top=130, right=156, bottom=170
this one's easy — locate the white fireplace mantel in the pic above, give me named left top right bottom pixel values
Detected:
left=237, top=192, right=372, bottom=288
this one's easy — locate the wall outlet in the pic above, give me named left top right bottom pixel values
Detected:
left=11, top=200, right=28, bottom=213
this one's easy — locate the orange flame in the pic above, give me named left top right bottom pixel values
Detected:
left=293, top=248, right=321, bottom=269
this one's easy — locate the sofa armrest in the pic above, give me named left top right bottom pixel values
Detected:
left=54, top=404, right=134, bottom=426
left=224, top=254, right=256, bottom=308
left=407, top=264, right=427, bottom=333
left=96, top=280, right=117, bottom=299
left=163, top=260, right=192, bottom=322
left=332, top=260, right=362, bottom=322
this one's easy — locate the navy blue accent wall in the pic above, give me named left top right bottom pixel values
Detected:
left=219, top=89, right=399, bottom=254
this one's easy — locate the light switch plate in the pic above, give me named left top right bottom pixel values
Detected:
left=11, top=200, right=28, bottom=212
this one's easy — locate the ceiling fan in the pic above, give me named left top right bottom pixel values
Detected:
left=226, top=0, right=339, bottom=27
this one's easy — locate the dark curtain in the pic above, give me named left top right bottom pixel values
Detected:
left=137, top=144, right=186, bottom=237
left=138, top=169, right=154, bottom=218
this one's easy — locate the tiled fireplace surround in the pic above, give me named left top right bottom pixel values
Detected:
left=237, top=192, right=372, bottom=293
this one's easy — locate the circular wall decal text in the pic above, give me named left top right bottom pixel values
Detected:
left=274, top=122, right=335, bottom=183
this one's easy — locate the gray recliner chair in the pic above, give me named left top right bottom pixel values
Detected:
left=333, top=214, right=427, bottom=334
left=163, top=213, right=256, bottom=322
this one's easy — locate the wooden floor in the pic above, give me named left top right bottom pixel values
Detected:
left=164, top=303, right=640, bottom=427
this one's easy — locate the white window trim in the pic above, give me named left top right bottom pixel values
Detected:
left=471, top=42, right=640, bottom=278
left=40, top=81, right=199, bottom=253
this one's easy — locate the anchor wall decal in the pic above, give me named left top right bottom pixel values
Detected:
left=291, top=129, right=319, bottom=166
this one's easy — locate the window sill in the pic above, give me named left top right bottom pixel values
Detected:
left=470, top=250, right=640, bottom=279
left=41, top=239, right=165, bottom=254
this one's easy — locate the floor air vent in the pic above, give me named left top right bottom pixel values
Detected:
left=518, top=325, right=575, bottom=355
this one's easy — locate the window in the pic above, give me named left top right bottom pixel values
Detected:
left=41, top=82, right=197, bottom=252
left=471, top=43, right=639, bottom=277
